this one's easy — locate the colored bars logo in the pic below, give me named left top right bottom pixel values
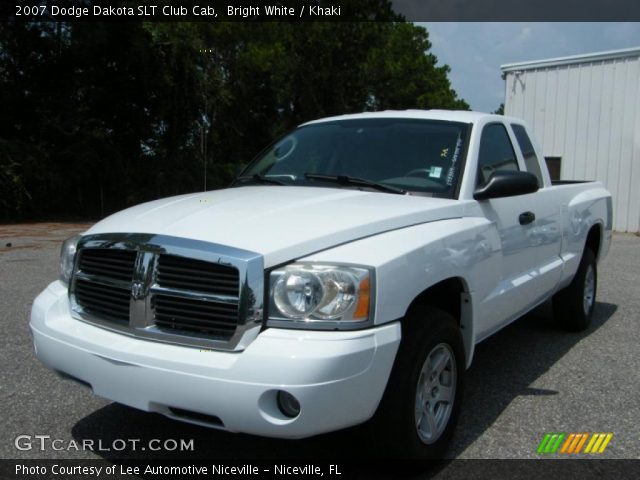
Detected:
left=537, top=433, right=613, bottom=454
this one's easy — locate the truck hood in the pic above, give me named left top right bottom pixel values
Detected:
left=87, top=186, right=464, bottom=267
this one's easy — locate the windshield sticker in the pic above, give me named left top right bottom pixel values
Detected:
left=430, top=166, right=443, bottom=178
left=446, top=135, right=463, bottom=186
left=273, top=136, right=297, bottom=161
left=440, top=147, right=449, bottom=158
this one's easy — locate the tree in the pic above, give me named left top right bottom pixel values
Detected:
left=365, top=23, right=469, bottom=111
left=0, top=17, right=468, bottom=221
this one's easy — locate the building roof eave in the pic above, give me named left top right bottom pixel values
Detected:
left=500, top=46, right=640, bottom=72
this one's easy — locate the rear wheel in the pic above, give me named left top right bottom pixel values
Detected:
left=553, top=248, right=597, bottom=331
left=373, top=306, right=465, bottom=459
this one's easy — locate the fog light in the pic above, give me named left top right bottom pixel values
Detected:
left=277, top=390, right=300, bottom=418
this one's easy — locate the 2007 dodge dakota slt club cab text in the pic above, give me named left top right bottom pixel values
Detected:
left=31, top=110, right=612, bottom=458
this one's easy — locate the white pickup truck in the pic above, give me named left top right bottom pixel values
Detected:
left=31, top=110, right=612, bottom=458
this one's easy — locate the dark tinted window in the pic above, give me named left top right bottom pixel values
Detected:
left=512, top=124, right=543, bottom=186
left=545, top=156, right=562, bottom=181
left=477, top=123, right=519, bottom=186
left=241, top=119, right=470, bottom=198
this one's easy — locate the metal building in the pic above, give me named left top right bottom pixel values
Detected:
left=501, top=47, right=640, bottom=232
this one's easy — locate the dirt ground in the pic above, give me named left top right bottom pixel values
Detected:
left=0, top=223, right=92, bottom=253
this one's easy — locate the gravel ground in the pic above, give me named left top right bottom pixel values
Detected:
left=1, top=224, right=638, bottom=463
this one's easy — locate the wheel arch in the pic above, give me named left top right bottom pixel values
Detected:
left=585, top=222, right=602, bottom=261
left=405, top=277, right=475, bottom=368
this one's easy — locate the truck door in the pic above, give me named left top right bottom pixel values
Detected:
left=474, top=123, right=542, bottom=338
left=510, top=123, right=563, bottom=300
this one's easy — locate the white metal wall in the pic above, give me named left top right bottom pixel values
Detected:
left=504, top=55, right=640, bottom=232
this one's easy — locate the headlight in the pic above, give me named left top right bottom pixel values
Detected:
left=59, top=236, right=80, bottom=285
left=268, top=264, right=372, bottom=329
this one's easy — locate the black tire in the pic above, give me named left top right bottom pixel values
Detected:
left=373, top=306, right=465, bottom=459
left=553, top=248, right=597, bottom=331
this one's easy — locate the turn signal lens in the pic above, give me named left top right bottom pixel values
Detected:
left=353, top=276, right=370, bottom=319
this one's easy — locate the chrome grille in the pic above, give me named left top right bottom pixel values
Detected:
left=153, top=254, right=240, bottom=340
left=68, top=234, right=264, bottom=351
left=154, top=294, right=238, bottom=339
left=78, top=248, right=137, bottom=282
left=157, top=254, right=239, bottom=295
left=74, top=248, right=136, bottom=323
left=74, top=279, right=130, bottom=324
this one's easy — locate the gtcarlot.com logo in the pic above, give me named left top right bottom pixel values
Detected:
left=537, top=432, right=613, bottom=455
left=14, top=435, right=194, bottom=452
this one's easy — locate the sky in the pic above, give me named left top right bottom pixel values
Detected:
left=416, top=23, right=640, bottom=112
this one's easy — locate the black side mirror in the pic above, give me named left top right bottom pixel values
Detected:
left=473, top=170, right=539, bottom=200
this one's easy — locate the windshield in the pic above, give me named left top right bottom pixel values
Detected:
left=237, top=118, right=470, bottom=198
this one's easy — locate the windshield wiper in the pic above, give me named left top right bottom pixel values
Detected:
left=304, top=173, right=406, bottom=195
left=235, top=174, right=287, bottom=186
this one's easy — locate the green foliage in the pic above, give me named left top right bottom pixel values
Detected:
left=0, top=19, right=468, bottom=221
left=0, top=140, right=33, bottom=219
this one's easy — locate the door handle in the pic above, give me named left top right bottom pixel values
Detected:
left=519, top=211, right=536, bottom=225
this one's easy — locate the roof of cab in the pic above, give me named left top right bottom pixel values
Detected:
left=301, top=109, right=515, bottom=126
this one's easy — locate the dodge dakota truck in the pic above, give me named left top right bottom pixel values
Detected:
left=31, top=110, right=612, bottom=458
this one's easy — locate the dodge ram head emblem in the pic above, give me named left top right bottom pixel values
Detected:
left=131, top=282, right=144, bottom=300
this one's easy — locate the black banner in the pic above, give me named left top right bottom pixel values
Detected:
left=3, top=0, right=640, bottom=22
left=2, top=459, right=640, bottom=480
left=393, top=0, right=640, bottom=21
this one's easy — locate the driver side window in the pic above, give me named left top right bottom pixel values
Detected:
left=477, top=123, right=519, bottom=186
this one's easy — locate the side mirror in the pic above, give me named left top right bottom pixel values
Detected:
left=473, top=170, right=539, bottom=200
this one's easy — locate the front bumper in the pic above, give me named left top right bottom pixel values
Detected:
left=30, top=281, right=401, bottom=439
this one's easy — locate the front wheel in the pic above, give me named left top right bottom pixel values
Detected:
left=553, top=248, right=597, bottom=331
left=373, top=306, right=465, bottom=459
left=414, top=342, right=458, bottom=446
